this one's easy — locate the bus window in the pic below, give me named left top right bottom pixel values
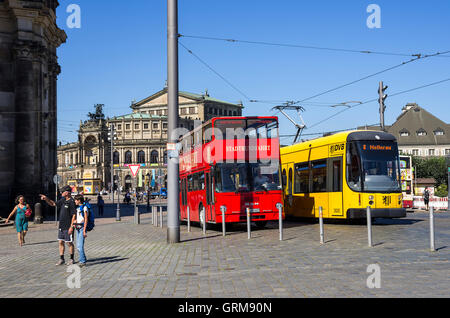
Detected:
left=294, top=163, right=309, bottom=193
left=311, top=160, right=327, bottom=193
left=187, top=175, right=194, bottom=192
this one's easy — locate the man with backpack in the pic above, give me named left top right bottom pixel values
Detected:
left=73, top=194, right=95, bottom=267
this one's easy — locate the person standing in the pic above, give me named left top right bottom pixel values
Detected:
left=423, top=187, right=430, bottom=211
left=40, top=185, right=77, bottom=266
left=97, top=194, right=104, bottom=217
left=74, top=195, right=88, bottom=267
left=5, top=195, right=31, bottom=247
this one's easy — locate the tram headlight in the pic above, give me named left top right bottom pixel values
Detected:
left=369, top=195, right=374, bottom=201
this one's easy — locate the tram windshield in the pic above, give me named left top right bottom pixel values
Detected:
left=346, top=141, right=401, bottom=193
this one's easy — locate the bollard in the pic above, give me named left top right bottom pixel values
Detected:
left=221, top=206, right=226, bottom=237
left=319, top=206, right=324, bottom=244
left=367, top=206, right=373, bottom=247
left=187, top=206, right=191, bottom=233
left=116, top=191, right=121, bottom=222
left=151, top=206, right=154, bottom=225
left=430, top=206, right=435, bottom=252
left=247, top=207, right=251, bottom=239
left=202, top=207, right=206, bottom=235
left=34, top=203, right=43, bottom=224
left=277, top=203, right=283, bottom=241
left=159, top=206, right=163, bottom=228
left=155, top=205, right=158, bottom=227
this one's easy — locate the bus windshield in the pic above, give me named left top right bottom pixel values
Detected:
left=215, top=161, right=281, bottom=193
left=346, top=141, right=401, bottom=193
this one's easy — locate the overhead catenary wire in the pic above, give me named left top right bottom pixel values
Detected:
left=179, top=41, right=253, bottom=102
left=307, top=77, right=450, bottom=130
left=179, top=34, right=450, bottom=58
left=298, top=50, right=450, bottom=103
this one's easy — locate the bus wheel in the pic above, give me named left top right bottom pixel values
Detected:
left=255, top=221, right=268, bottom=229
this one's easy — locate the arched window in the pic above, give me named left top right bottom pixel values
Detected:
left=113, top=151, right=120, bottom=164
left=125, top=151, right=132, bottom=164
left=137, top=151, right=146, bottom=164
left=151, top=150, right=159, bottom=164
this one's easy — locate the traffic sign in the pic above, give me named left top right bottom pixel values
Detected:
left=53, top=174, right=62, bottom=185
left=128, top=164, right=141, bottom=178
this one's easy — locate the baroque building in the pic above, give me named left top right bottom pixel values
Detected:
left=57, top=88, right=244, bottom=194
left=0, top=0, right=66, bottom=216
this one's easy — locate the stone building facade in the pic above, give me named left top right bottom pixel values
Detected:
left=57, top=89, right=244, bottom=194
left=0, top=0, right=66, bottom=216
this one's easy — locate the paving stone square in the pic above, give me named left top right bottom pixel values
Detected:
left=0, top=203, right=449, bottom=298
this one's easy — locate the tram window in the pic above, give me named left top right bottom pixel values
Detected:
left=282, top=169, right=287, bottom=188
left=288, top=168, right=293, bottom=195
left=311, top=160, right=327, bottom=193
left=294, top=163, right=309, bottom=193
left=332, top=160, right=342, bottom=192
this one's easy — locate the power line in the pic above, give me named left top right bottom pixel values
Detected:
left=179, top=41, right=253, bottom=102
left=179, top=34, right=440, bottom=58
left=307, top=77, right=450, bottom=130
left=298, top=50, right=450, bottom=103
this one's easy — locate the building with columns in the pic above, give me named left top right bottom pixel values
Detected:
left=0, top=0, right=66, bottom=216
left=57, top=88, right=244, bottom=194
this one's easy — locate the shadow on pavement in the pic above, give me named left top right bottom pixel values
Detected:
left=86, top=256, right=128, bottom=266
left=24, top=240, right=56, bottom=246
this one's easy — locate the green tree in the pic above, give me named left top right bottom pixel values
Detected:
left=412, top=156, right=447, bottom=187
left=435, top=184, right=448, bottom=197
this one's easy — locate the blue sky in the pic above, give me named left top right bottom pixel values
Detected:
left=56, top=0, right=450, bottom=145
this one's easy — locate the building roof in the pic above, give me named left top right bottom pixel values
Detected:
left=132, top=88, right=244, bottom=109
left=387, top=103, right=450, bottom=146
left=359, top=103, right=450, bottom=146
left=415, top=178, right=436, bottom=185
left=110, top=113, right=167, bottom=121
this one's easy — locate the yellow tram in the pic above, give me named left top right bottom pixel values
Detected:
left=280, top=130, right=406, bottom=219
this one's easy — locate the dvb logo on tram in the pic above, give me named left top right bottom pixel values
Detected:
left=330, top=143, right=345, bottom=156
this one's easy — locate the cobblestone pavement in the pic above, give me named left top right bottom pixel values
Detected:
left=0, top=204, right=449, bottom=298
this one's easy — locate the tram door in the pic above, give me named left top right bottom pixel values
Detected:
left=329, top=157, right=344, bottom=217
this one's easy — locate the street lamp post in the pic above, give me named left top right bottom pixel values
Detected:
left=167, top=0, right=180, bottom=243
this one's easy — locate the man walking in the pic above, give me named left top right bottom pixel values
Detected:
left=40, top=185, right=77, bottom=266
left=97, top=194, right=104, bottom=217
left=423, top=187, right=430, bottom=211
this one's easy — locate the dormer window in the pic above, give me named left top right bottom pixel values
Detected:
left=434, top=128, right=444, bottom=136
left=399, top=129, right=410, bottom=137
left=417, top=129, right=427, bottom=136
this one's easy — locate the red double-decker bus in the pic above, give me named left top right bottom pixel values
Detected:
left=179, top=116, right=283, bottom=228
